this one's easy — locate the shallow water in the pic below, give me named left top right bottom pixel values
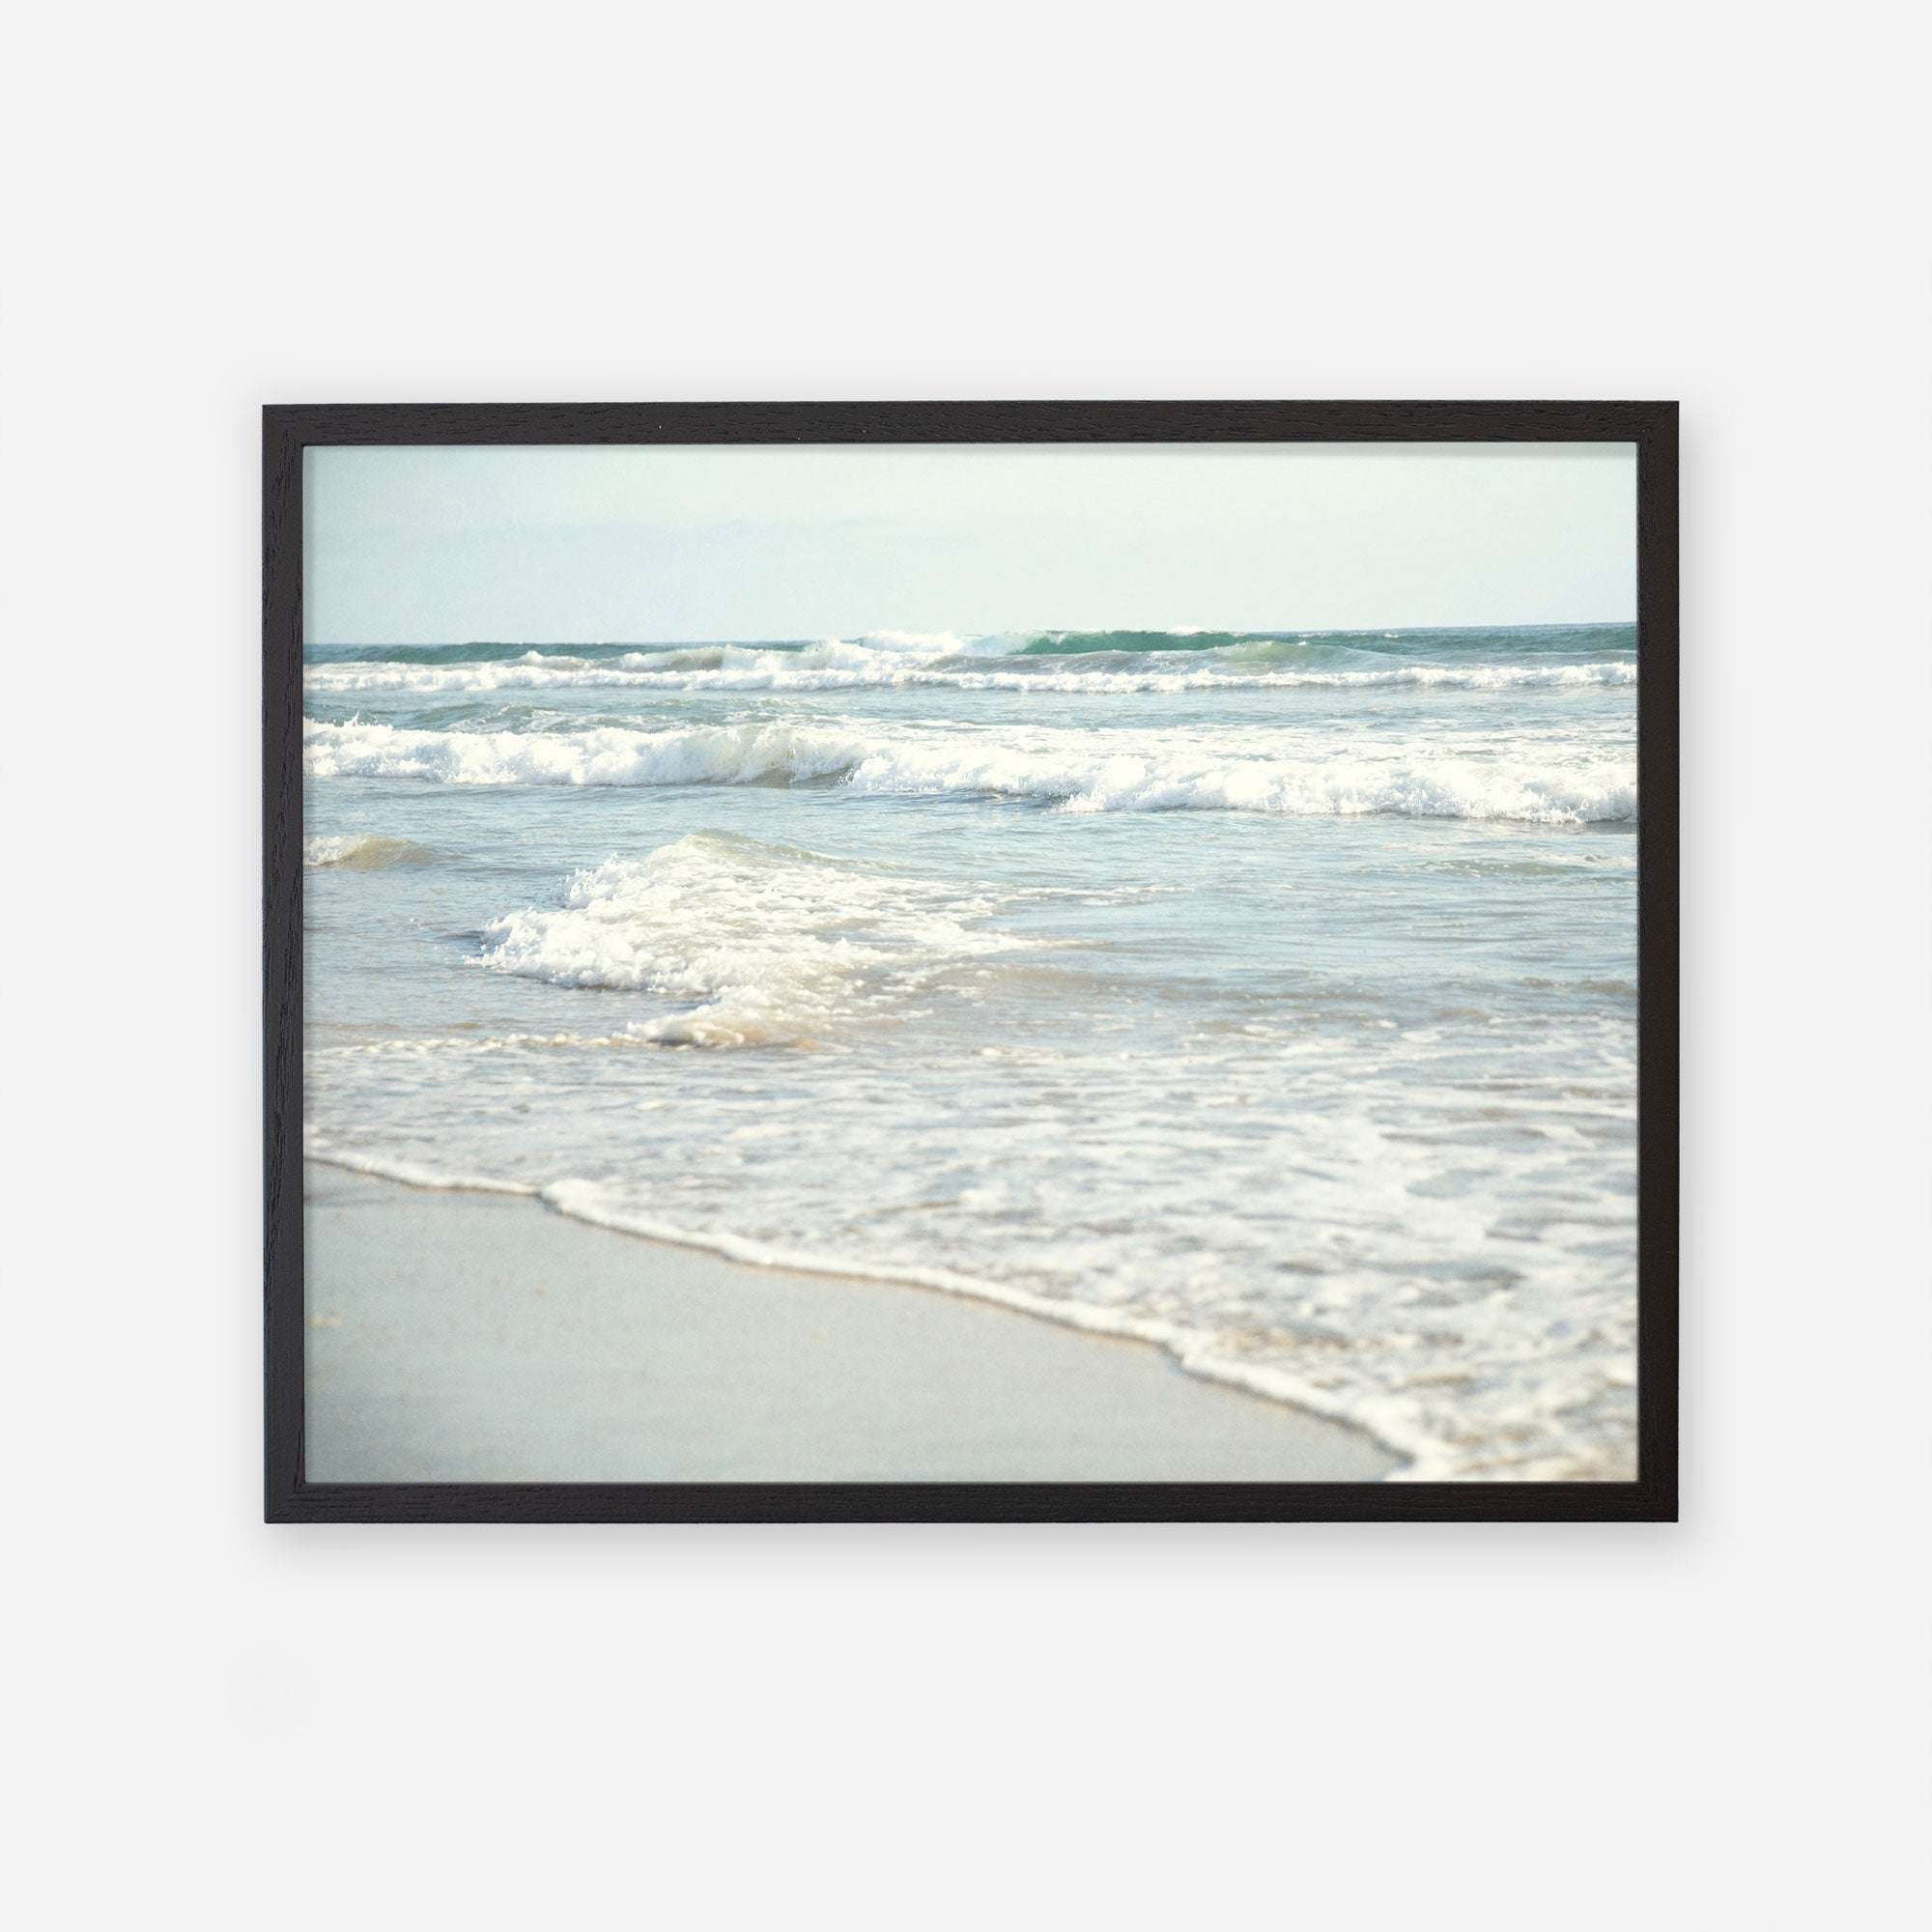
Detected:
left=303, top=624, right=1639, bottom=1478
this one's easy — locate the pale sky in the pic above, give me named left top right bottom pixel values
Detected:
left=304, top=442, right=1635, bottom=643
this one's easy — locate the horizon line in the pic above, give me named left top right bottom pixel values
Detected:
left=304, top=616, right=1638, bottom=648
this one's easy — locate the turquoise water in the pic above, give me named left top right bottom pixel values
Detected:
left=302, top=624, right=1639, bottom=1478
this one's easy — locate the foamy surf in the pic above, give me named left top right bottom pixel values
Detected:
left=302, top=1135, right=1623, bottom=1483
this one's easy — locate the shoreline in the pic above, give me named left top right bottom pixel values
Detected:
left=303, top=1159, right=1404, bottom=1483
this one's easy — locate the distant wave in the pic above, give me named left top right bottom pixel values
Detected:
left=304, top=638, right=1636, bottom=698
left=303, top=718, right=1636, bottom=823
left=1011, top=623, right=1633, bottom=658
left=302, top=834, right=436, bottom=869
left=306, top=621, right=1635, bottom=668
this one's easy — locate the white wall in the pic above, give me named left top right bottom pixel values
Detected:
left=6, top=6, right=1926, bottom=1929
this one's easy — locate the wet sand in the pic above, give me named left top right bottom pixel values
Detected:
left=303, top=1161, right=1402, bottom=1483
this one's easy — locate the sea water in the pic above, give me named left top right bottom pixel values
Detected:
left=302, top=624, right=1640, bottom=1479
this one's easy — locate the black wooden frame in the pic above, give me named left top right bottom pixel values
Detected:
left=265, top=400, right=1678, bottom=1522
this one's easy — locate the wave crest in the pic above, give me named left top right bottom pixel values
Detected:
left=302, top=834, right=436, bottom=869
left=305, top=717, right=863, bottom=787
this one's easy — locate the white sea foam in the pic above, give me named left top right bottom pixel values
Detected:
left=304, top=1143, right=543, bottom=1196
left=472, top=831, right=1026, bottom=1045
left=846, top=738, right=1636, bottom=823
left=303, top=717, right=1636, bottom=822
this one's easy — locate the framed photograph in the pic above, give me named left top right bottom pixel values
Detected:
left=265, top=401, right=1676, bottom=1522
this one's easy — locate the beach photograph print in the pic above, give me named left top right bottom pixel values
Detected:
left=298, top=436, right=1644, bottom=1488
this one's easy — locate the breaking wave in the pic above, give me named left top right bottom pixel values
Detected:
left=472, top=831, right=1025, bottom=1046
left=304, top=717, right=1636, bottom=823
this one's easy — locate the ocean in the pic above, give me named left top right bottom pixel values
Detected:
left=301, top=622, right=1640, bottom=1480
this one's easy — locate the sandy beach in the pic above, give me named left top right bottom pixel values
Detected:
left=303, top=1161, right=1401, bottom=1483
